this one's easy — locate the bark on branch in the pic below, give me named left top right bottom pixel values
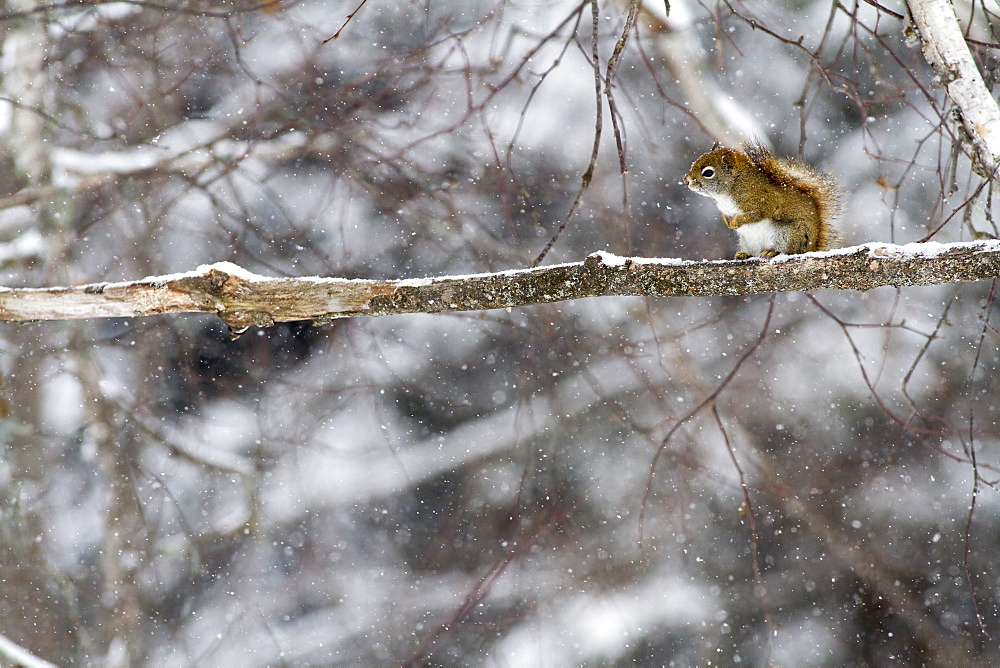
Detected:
left=1, top=240, right=998, bottom=333
left=906, top=0, right=1000, bottom=176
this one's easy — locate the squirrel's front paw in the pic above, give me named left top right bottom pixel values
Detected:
left=733, top=252, right=751, bottom=260
left=759, top=249, right=779, bottom=259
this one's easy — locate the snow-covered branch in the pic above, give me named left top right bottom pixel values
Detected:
left=1, top=240, right=999, bottom=332
left=906, top=0, right=1000, bottom=175
left=0, top=125, right=340, bottom=211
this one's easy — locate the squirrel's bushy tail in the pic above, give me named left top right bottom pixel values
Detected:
left=744, top=142, right=845, bottom=251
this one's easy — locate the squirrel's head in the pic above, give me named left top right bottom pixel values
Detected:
left=684, top=146, right=746, bottom=197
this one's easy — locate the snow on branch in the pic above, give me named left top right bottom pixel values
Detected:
left=906, top=0, right=1000, bottom=175
left=0, top=126, right=339, bottom=212
left=1, top=240, right=999, bottom=333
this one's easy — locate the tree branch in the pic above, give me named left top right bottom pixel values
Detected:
left=1, top=240, right=999, bottom=333
left=0, top=633, right=56, bottom=668
left=906, top=0, right=1000, bottom=176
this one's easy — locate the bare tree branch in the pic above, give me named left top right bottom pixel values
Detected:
left=1, top=240, right=998, bottom=332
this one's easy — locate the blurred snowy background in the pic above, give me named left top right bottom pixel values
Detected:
left=0, top=0, right=998, bottom=665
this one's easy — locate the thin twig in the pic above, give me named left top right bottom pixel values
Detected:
left=961, top=412, right=991, bottom=638
left=640, top=296, right=776, bottom=543
left=712, top=405, right=775, bottom=659
left=533, top=0, right=603, bottom=267
left=403, top=502, right=579, bottom=666
left=321, top=0, right=370, bottom=44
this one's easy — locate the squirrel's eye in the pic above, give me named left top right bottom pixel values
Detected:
left=701, top=166, right=716, bottom=179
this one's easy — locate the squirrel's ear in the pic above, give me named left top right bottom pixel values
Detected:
left=711, top=141, right=721, bottom=150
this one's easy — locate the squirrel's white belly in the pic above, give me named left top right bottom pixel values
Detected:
left=735, top=219, right=789, bottom=256
left=708, top=192, right=742, bottom=217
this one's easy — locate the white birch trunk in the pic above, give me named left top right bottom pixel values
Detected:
left=907, top=0, right=1000, bottom=175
